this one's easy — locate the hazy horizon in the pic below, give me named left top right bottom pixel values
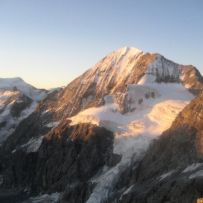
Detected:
left=0, top=0, right=203, bottom=89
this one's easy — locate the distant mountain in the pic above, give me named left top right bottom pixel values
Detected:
left=0, top=77, right=47, bottom=101
left=0, top=47, right=203, bottom=203
left=0, top=78, right=48, bottom=144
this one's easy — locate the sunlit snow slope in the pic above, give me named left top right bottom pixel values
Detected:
left=71, top=82, right=193, bottom=156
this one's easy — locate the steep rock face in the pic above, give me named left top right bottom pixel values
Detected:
left=0, top=89, right=32, bottom=143
left=181, top=65, right=203, bottom=94
left=114, top=93, right=203, bottom=203
left=139, top=93, right=203, bottom=178
left=2, top=123, right=114, bottom=200
left=2, top=88, right=63, bottom=152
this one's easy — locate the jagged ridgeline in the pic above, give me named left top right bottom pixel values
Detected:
left=0, top=47, right=203, bottom=203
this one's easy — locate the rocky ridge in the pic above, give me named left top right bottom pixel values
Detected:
left=0, top=47, right=203, bottom=203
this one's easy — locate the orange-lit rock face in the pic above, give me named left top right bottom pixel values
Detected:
left=170, top=93, right=203, bottom=157
left=197, top=198, right=203, bottom=203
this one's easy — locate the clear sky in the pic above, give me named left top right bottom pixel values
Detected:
left=0, top=0, right=202, bottom=89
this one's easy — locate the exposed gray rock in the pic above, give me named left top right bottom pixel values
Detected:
left=2, top=123, right=114, bottom=203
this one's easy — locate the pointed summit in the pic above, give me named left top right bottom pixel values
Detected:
left=112, top=46, right=143, bottom=56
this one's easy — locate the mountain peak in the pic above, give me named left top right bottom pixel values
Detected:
left=0, top=77, right=47, bottom=101
left=114, top=46, right=143, bottom=55
left=0, top=77, right=25, bottom=85
left=1, top=47, right=203, bottom=203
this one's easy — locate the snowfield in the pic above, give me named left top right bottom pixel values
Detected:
left=71, top=83, right=193, bottom=156
left=70, top=80, right=194, bottom=203
left=22, top=192, right=60, bottom=203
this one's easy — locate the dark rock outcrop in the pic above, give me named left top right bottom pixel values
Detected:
left=10, top=95, right=32, bottom=118
left=1, top=123, right=114, bottom=202
left=2, top=88, right=62, bottom=152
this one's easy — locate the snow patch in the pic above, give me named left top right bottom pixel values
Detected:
left=185, top=84, right=192, bottom=89
left=23, top=192, right=60, bottom=203
left=45, top=121, right=60, bottom=128
left=123, top=185, right=134, bottom=195
left=189, top=170, right=203, bottom=179
left=20, top=136, right=43, bottom=153
left=71, top=83, right=193, bottom=150
left=182, top=163, right=203, bottom=173
left=87, top=136, right=150, bottom=203
left=159, top=170, right=175, bottom=181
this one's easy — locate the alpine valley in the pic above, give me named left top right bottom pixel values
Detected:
left=0, top=47, right=203, bottom=203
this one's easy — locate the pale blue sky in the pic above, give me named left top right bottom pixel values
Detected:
left=0, top=0, right=202, bottom=88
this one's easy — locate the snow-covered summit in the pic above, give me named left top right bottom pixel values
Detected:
left=0, top=77, right=47, bottom=101
left=78, top=46, right=194, bottom=96
left=112, top=46, right=143, bottom=56
left=78, top=46, right=146, bottom=94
